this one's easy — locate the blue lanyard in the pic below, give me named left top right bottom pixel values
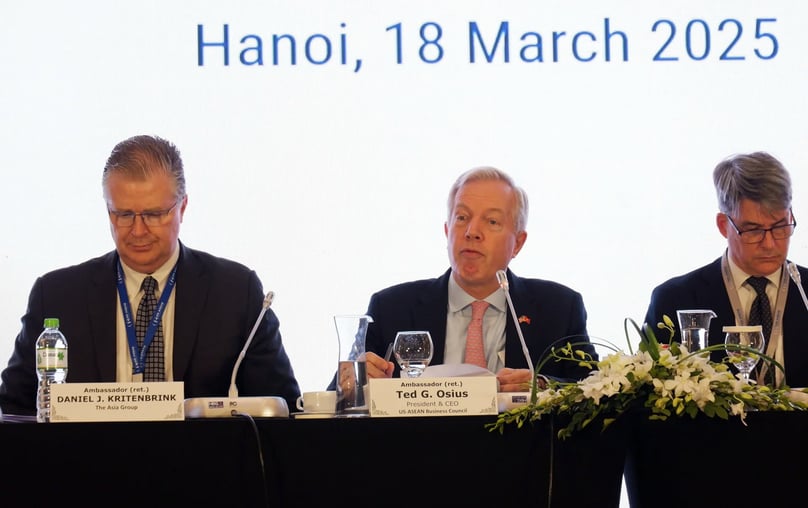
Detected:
left=116, top=260, right=178, bottom=375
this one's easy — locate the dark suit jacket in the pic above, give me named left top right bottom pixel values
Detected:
left=356, top=268, right=594, bottom=382
left=0, top=242, right=301, bottom=415
left=644, top=257, right=808, bottom=387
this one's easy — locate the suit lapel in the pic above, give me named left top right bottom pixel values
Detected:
left=502, top=271, right=535, bottom=369
left=171, top=244, right=209, bottom=380
left=702, top=258, right=737, bottom=340
left=416, top=271, right=451, bottom=362
left=89, top=252, right=120, bottom=381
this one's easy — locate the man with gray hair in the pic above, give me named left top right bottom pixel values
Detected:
left=352, top=166, right=595, bottom=391
left=0, top=134, right=301, bottom=416
left=644, top=151, right=808, bottom=387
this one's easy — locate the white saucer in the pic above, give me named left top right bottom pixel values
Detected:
left=291, top=411, right=336, bottom=419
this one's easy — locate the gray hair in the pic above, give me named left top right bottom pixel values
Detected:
left=447, top=166, right=529, bottom=232
left=713, top=151, right=791, bottom=217
left=102, top=135, right=187, bottom=201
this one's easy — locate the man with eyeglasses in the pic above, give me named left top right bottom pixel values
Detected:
left=0, top=135, right=301, bottom=416
left=644, top=151, right=808, bottom=388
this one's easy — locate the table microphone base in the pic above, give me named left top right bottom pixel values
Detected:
left=183, top=396, right=289, bottom=418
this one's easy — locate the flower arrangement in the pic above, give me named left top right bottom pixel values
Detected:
left=488, top=316, right=808, bottom=438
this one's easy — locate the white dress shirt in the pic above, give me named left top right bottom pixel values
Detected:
left=445, top=275, right=507, bottom=372
left=115, top=245, right=180, bottom=381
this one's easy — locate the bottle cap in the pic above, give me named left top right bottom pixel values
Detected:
left=43, top=318, right=60, bottom=328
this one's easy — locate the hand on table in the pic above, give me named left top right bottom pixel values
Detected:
left=496, top=367, right=546, bottom=392
left=366, top=351, right=394, bottom=379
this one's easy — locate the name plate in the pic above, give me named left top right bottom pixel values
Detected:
left=50, top=382, right=185, bottom=422
left=369, top=376, right=498, bottom=417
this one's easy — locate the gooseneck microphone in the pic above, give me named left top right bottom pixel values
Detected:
left=184, top=290, right=289, bottom=417
left=496, top=270, right=535, bottom=380
left=787, top=262, right=808, bottom=312
left=229, top=291, right=274, bottom=397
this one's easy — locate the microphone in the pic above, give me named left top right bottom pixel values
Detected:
left=496, top=269, right=535, bottom=380
left=229, top=291, right=274, bottom=397
left=787, top=261, right=808, bottom=312
left=184, top=291, right=289, bottom=418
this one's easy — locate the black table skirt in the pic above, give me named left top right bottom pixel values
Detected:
left=0, top=415, right=626, bottom=508
left=624, top=411, right=808, bottom=508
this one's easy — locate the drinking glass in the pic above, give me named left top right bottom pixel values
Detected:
left=723, top=325, right=765, bottom=382
left=393, top=331, right=433, bottom=378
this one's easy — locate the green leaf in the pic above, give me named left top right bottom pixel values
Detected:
left=491, top=315, right=808, bottom=440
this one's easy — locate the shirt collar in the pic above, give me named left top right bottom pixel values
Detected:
left=726, top=253, right=780, bottom=291
left=447, top=272, right=507, bottom=313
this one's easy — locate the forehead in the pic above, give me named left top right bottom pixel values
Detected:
left=105, top=172, right=177, bottom=208
left=453, top=179, right=515, bottom=211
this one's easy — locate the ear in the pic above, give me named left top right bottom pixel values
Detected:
left=444, top=222, right=449, bottom=238
left=512, top=231, right=527, bottom=257
left=179, top=195, right=188, bottom=222
left=716, top=212, right=729, bottom=239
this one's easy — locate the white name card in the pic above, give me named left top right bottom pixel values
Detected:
left=369, top=376, right=498, bottom=417
left=49, top=382, right=185, bottom=422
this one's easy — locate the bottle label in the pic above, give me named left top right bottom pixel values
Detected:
left=36, top=348, right=68, bottom=369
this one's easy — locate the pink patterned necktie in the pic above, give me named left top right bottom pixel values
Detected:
left=465, top=301, right=490, bottom=368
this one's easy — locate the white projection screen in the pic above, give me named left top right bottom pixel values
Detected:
left=2, top=1, right=807, bottom=416
left=4, top=2, right=807, bottom=504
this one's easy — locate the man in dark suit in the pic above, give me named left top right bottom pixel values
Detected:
left=645, top=151, right=808, bottom=388
left=0, top=135, right=300, bottom=416
left=361, top=166, right=594, bottom=391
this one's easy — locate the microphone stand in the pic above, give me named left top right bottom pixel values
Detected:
left=496, top=270, right=535, bottom=381
left=184, top=290, right=289, bottom=417
left=229, top=291, right=274, bottom=397
left=787, top=262, right=808, bottom=312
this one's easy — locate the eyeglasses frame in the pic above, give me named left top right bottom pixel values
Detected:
left=724, top=209, right=797, bottom=244
left=107, top=201, right=180, bottom=228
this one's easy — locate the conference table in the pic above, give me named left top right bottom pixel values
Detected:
left=3, top=410, right=804, bottom=507
left=0, top=413, right=626, bottom=508
left=624, top=411, right=808, bottom=508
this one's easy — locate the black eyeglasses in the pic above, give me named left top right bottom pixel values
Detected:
left=725, top=212, right=797, bottom=244
left=108, top=201, right=179, bottom=228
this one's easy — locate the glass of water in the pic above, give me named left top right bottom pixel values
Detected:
left=724, top=325, right=766, bottom=383
left=393, top=331, right=433, bottom=378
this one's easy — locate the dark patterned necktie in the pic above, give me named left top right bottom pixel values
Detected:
left=747, top=276, right=772, bottom=385
left=136, top=276, right=165, bottom=381
left=747, top=277, right=772, bottom=344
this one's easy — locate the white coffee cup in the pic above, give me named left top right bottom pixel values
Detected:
left=296, top=391, right=337, bottom=413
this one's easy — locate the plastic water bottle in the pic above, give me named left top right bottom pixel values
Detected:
left=36, top=317, right=68, bottom=423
